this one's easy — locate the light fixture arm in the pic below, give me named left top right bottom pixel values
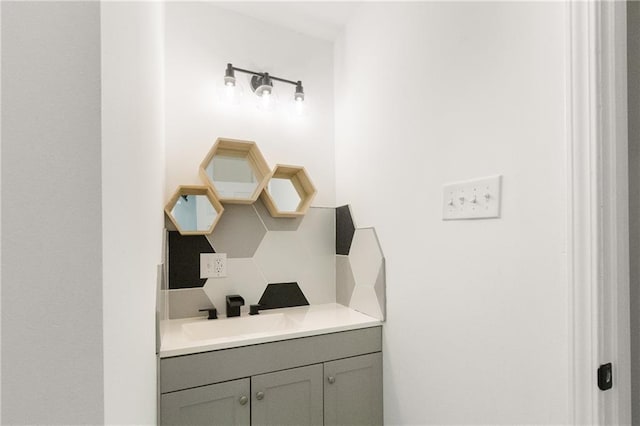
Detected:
left=229, top=65, right=299, bottom=86
left=225, top=63, right=304, bottom=102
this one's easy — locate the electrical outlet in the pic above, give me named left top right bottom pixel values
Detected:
left=200, top=253, right=227, bottom=278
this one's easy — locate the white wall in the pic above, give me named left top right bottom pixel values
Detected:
left=164, top=3, right=335, bottom=206
left=101, top=3, right=165, bottom=424
left=335, top=3, right=569, bottom=424
left=1, top=2, right=4, bottom=418
left=628, top=2, right=640, bottom=423
left=1, top=2, right=104, bottom=424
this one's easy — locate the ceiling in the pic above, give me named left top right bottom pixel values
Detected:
left=213, top=2, right=362, bottom=41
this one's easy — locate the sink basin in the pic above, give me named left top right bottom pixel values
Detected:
left=182, top=313, right=300, bottom=341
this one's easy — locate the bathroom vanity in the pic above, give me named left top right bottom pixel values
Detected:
left=160, top=139, right=386, bottom=425
left=158, top=304, right=383, bottom=426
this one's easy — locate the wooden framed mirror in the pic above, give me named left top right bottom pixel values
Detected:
left=260, top=164, right=316, bottom=218
left=199, top=138, right=271, bottom=204
left=165, top=185, right=224, bottom=235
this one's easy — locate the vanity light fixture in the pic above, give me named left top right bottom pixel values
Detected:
left=224, top=63, right=304, bottom=104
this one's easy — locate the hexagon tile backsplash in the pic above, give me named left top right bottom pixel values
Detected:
left=335, top=205, right=386, bottom=320
left=164, top=200, right=385, bottom=321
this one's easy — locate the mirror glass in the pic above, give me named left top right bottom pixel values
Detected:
left=268, top=178, right=301, bottom=212
left=170, top=194, right=219, bottom=232
left=206, top=155, right=258, bottom=199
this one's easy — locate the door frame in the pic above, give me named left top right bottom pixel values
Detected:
left=567, top=1, right=631, bottom=424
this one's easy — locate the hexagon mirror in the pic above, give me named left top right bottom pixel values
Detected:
left=260, top=165, right=316, bottom=218
left=165, top=186, right=224, bottom=235
left=199, top=138, right=271, bottom=204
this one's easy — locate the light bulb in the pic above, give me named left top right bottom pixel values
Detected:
left=295, top=98, right=304, bottom=116
left=256, top=88, right=277, bottom=111
left=225, top=84, right=235, bottom=99
left=294, top=81, right=304, bottom=102
left=224, top=63, right=236, bottom=87
left=216, top=79, right=243, bottom=106
left=262, top=91, right=271, bottom=106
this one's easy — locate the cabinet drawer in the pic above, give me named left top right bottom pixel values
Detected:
left=161, top=326, right=381, bottom=393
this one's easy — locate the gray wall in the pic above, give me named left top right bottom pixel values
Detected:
left=628, top=2, right=640, bottom=424
left=1, top=2, right=104, bottom=424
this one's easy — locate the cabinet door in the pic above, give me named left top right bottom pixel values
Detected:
left=324, top=352, right=383, bottom=426
left=251, top=364, right=323, bottom=426
left=160, top=378, right=250, bottom=426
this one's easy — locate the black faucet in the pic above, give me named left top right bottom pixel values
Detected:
left=226, top=295, right=245, bottom=317
left=199, top=306, right=218, bottom=320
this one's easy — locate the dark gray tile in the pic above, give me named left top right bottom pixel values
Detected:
left=253, top=198, right=303, bottom=231
left=336, top=205, right=355, bottom=255
left=258, top=282, right=309, bottom=310
left=207, top=204, right=267, bottom=258
left=168, top=231, right=214, bottom=289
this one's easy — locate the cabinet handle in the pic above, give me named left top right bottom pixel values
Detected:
left=327, top=376, right=335, bottom=384
left=239, top=395, right=248, bottom=406
left=256, top=391, right=265, bottom=400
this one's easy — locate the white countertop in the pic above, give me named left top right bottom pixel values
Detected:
left=159, top=303, right=382, bottom=358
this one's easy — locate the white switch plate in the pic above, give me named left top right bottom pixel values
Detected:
left=442, top=175, right=502, bottom=220
left=200, top=253, right=227, bottom=278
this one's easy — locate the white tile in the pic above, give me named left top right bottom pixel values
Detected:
left=253, top=198, right=303, bottom=231
left=336, top=256, right=356, bottom=307
left=297, top=253, right=336, bottom=305
left=253, top=231, right=311, bottom=283
left=253, top=230, right=334, bottom=305
left=373, top=261, right=386, bottom=320
left=203, top=258, right=267, bottom=315
left=349, top=228, right=384, bottom=287
left=349, top=285, right=383, bottom=320
left=297, top=207, right=335, bottom=257
left=296, top=208, right=336, bottom=304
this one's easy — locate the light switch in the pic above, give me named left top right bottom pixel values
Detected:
left=200, top=253, right=227, bottom=278
left=442, top=175, right=502, bottom=220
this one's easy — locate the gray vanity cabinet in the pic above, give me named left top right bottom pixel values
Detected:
left=160, top=378, right=250, bottom=426
left=159, top=327, right=383, bottom=426
left=251, top=364, right=323, bottom=426
left=324, top=353, right=383, bottom=426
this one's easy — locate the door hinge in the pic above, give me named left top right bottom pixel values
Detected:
left=597, top=363, right=613, bottom=391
